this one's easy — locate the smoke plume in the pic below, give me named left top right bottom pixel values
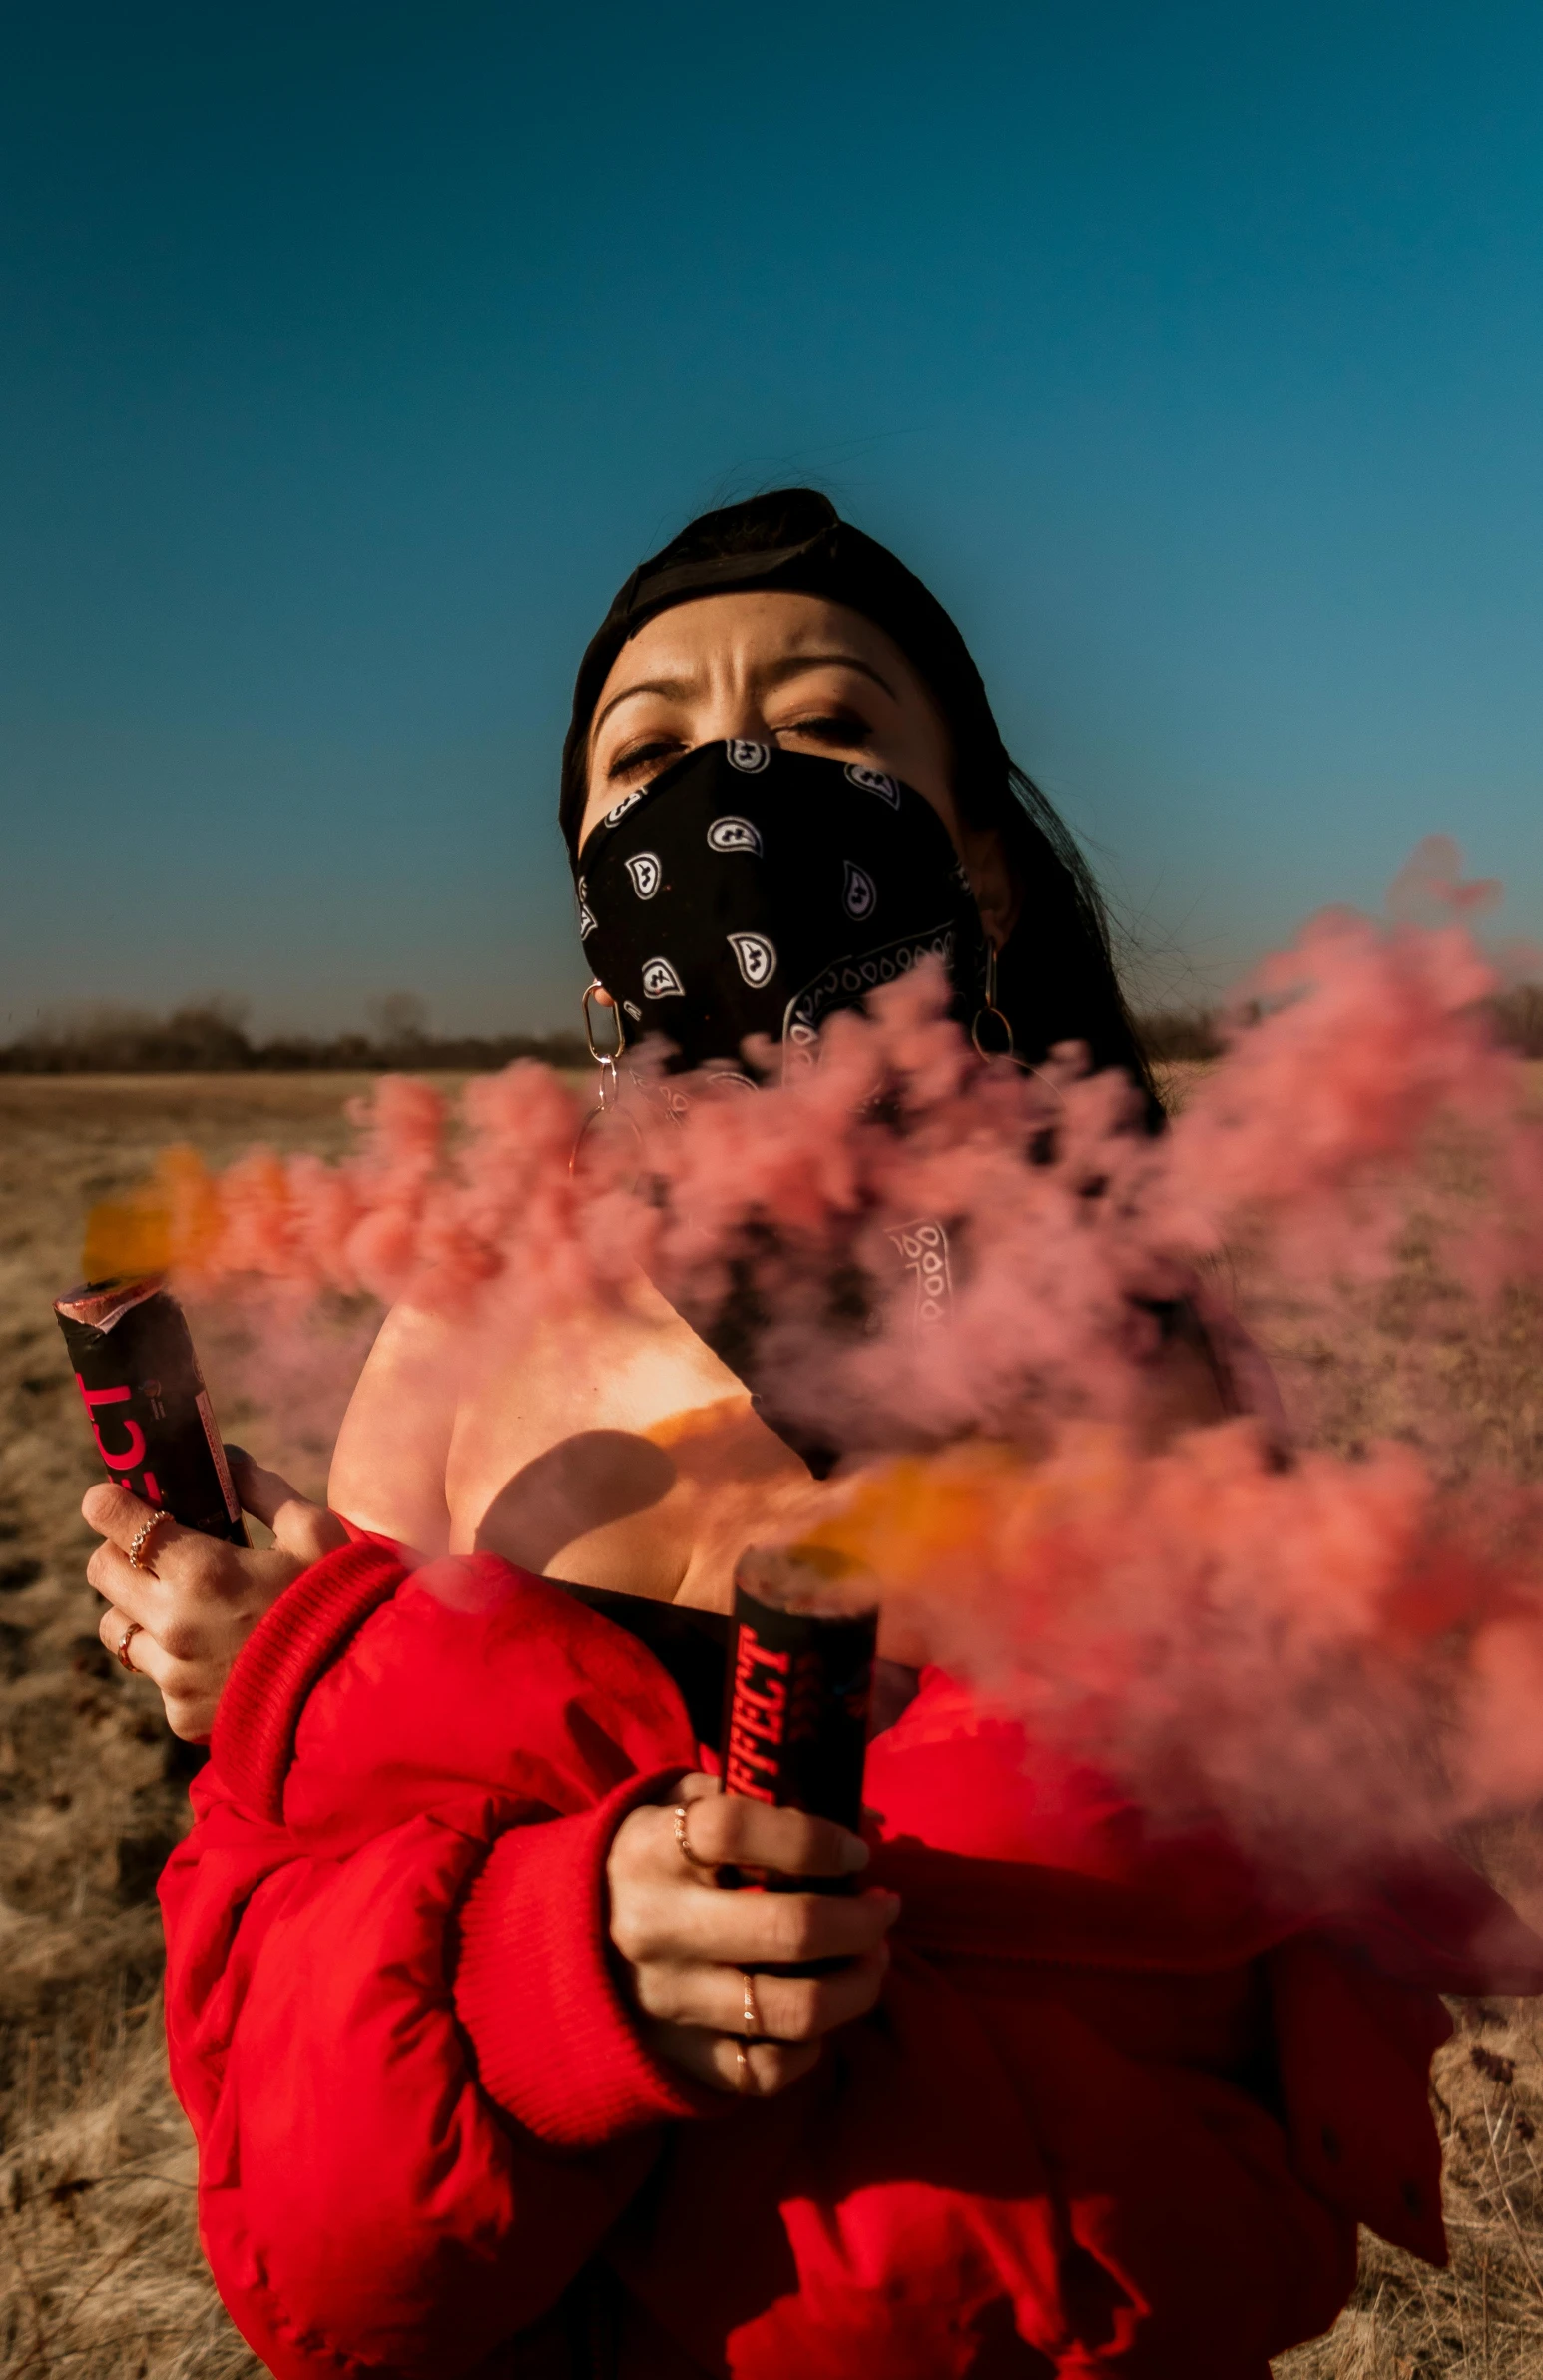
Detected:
left=79, top=841, right=1543, bottom=1874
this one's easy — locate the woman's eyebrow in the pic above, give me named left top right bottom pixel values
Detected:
left=592, top=676, right=695, bottom=735
left=593, top=651, right=898, bottom=740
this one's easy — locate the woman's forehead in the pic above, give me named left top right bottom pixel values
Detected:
left=592, top=590, right=913, bottom=710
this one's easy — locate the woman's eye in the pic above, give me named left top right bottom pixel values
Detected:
left=608, top=738, right=684, bottom=783
left=780, top=714, right=871, bottom=747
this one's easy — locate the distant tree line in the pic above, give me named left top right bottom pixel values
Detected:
left=1133, top=1009, right=1228, bottom=1063
left=0, top=996, right=587, bottom=1074
left=1137, top=985, right=1543, bottom=1064
left=5, top=987, right=1543, bottom=1074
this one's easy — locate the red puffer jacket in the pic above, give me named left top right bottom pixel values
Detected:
left=161, top=1538, right=1543, bottom=2380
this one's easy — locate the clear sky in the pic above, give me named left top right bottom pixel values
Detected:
left=3, top=1, right=1541, bottom=1038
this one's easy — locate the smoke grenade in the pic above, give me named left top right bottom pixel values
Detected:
left=55, top=1275, right=248, bottom=1545
left=720, top=1548, right=876, bottom=1893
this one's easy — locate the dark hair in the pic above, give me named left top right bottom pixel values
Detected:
left=561, top=489, right=1157, bottom=1108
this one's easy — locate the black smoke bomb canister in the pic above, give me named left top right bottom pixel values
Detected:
left=54, top=1275, right=249, bottom=1545
left=719, top=1546, right=877, bottom=1894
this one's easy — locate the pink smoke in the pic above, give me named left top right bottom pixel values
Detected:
left=90, top=846, right=1543, bottom=1870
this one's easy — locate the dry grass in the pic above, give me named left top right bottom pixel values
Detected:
left=0, top=1077, right=388, bottom=2379
left=1276, top=1997, right=1543, bottom=2378
left=2, top=1071, right=1543, bottom=2375
left=0, top=1987, right=256, bottom=2380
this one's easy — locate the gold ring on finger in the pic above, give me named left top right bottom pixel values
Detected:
left=116, top=1620, right=145, bottom=1674
left=734, top=2042, right=755, bottom=2094
left=128, top=1512, right=174, bottom=1575
left=673, top=1802, right=719, bottom=1875
left=742, top=1972, right=762, bottom=2038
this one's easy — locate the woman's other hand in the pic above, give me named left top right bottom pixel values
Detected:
left=607, top=1774, right=899, bottom=2098
left=83, top=1452, right=346, bottom=1741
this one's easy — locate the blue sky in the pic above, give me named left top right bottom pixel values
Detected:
left=3, top=1, right=1541, bottom=1036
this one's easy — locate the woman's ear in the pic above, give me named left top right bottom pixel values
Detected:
left=957, top=824, right=1022, bottom=952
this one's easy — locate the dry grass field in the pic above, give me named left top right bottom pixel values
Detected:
left=0, top=1076, right=396, bottom=2380
left=2, top=1070, right=1543, bottom=2377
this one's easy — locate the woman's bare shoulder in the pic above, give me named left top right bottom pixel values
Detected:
left=328, top=1302, right=462, bottom=1554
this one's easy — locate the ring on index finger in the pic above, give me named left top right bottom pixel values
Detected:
left=673, top=1802, right=719, bottom=1876
left=128, top=1512, right=175, bottom=1576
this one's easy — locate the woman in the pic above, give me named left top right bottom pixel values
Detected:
left=82, top=491, right=1542, bottom=2378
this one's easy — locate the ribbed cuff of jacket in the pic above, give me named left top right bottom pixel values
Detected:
left=454, top=1766, right=722, bottom=2153
left=211, top=1536, right=406, bottom=1825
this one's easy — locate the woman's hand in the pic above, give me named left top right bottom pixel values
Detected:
left=607, top=1773, right=900, bottom=2098
left=84, top=1452, right=347, bottom=1741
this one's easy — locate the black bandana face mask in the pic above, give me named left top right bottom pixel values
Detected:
left=576, top=741, right=987, bottom=1075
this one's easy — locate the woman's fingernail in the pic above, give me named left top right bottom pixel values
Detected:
left=223, top=1443, right=250, bottom=1465
left=840, top=1836, right=871, bottom=1871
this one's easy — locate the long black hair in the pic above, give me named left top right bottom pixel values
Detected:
left=560, top=489, right=1156, bottom=1109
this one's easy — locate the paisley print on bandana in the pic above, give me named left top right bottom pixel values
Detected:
left=885, top=1217, right=954, bottom=1334
left=707, top=816, right=762, bottom=855
left=577, top=743, right=985, bottom=1074
left=728, top=931, right=777, bottom=987
left=843, top=860, right=877, bottom=920
left=783, top=924, right=959, bottom=1058
left=844, top=763, right=900, bottom=805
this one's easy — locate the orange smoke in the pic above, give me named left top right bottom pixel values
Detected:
left=783, top=1421, right=1543, bottom=1861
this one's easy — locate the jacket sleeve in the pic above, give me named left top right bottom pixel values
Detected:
left=159, top=1546, right=716, bottom=2380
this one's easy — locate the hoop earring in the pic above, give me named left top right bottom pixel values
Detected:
left=583, top=980, right=623, bottom=1102
left=570, top=980, right=634, bottom=1174
left=971, top=943, right=1015, bottom=1059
